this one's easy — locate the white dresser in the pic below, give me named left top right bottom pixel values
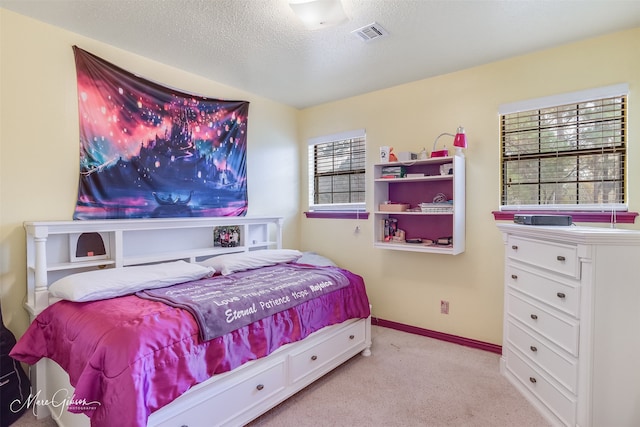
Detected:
left=497, top=223, right=640, bottom=427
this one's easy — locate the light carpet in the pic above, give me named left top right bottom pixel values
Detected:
left=13, top=325, right=550, bottom=427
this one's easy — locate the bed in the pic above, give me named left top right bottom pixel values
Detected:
left=11, top=217, right=372, bottom=427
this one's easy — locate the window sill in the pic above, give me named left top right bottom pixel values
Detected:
left=304, top=211, right=370, bottom=220
left=492, top=210, right=638, bottom=224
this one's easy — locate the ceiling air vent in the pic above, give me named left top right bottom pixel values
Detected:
left=352, top=22, right=388, bottom=42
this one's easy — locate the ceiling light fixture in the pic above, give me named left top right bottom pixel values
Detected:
left=289, top=0, right=348, bottom=30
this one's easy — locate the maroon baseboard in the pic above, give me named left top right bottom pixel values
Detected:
left=372, top=317, right=502, bottom=355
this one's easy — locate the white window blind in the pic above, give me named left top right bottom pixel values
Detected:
left=500, top=86, right=627, bottom=211
left=308, top=129, right=366, bottom=211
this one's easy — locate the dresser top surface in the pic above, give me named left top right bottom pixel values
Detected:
left=497, top=222, right=640, bottom=244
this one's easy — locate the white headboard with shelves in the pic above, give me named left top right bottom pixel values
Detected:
left=24, top=216, right=283, bottom=317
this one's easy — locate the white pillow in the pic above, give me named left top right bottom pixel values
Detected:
left=49, top=260, right=214, bottom=302
left=296, top=252, right=337, bottom=267
left=199, top=249, right=302, bottom=275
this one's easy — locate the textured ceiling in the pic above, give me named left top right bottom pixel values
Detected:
left=2, top=0, right=640, bottom=109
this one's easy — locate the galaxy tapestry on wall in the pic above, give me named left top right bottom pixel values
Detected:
left=72, top=46, right=249, bottom=219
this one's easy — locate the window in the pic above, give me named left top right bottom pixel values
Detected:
left=500, top=85, right=627, bottom=211
left=307, top=129, right=366, bottom=212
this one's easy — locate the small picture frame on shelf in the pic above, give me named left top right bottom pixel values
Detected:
left=214, top=226, right=241, bottom=247
left=69, top=232, right=110, bottom=262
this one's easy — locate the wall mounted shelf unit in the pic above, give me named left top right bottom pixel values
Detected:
left=373, top=155, right=465, bottom=254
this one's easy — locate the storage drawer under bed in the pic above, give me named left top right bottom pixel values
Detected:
left=289, top=319, right=366, bottom=384
left=154, top=359, right=286, bottom=427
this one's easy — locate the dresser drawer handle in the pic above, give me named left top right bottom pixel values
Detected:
left=557, top=255, right=566, bottom=262
left=349, top=334, right=355, bottom=340
left=557, top=292, right=566, bottom=299
left=511, top=274, right=518, bottom=280
left=529, top=377, right=537, bottom=384
left=530, top=345, right=537, bottom=352
left=530, top=314, right=538, bottom=320
left=511, top=245, right=518, bottom=250
left=256, top=384, right=264, bottom=391
left=311, top=355, right=318, bottom=361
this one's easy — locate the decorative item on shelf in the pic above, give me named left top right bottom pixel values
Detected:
left=379, top=202, right=410, bottom=212
left=391, top=229, right=406, bottom=242
left=436, top=236, right=453, bottom=246
left=382, top=217, right=398, bottom=241
left=70, top=232, right=110, bottom=262
left=381, top=165, right=406, bottom=178
left=419, top=193, right=453, bottom=213
left=379, top=146, right=390, bottom=163
left=214, top=226, right=241, bottom=247
left=418, top=148, right=428, bottom=160
left=430, top=125, right=467, bottom=158
left=388, top=147, right=398, bottom=162
left=419, top=203, right=453, bottom=213
left=397, top=151, right=417, bottom=162
left=439, top=163, right=453, bottom=175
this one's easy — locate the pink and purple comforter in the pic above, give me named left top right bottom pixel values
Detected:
left=10, top=265, right=370, bottom=427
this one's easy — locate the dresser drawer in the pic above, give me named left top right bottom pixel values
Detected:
left=506, top=264, right=580, bottom=318
left=507, top=236, right=579, bottom=278
left=290, top=319, right=365, bottom=384
left=506, top=319, right=578, bottom=393
left=505, top=347, right=577, bottom=427
left=507, top=292, right=579, bottom=356
left=155, top=359, right=286, bottom=427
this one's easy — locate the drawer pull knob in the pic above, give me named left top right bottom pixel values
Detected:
left=349, top=334, right=355, bottom=340
left=511, top=274, right=518, bottom=280
left=530, top=345, right=538, bottom=352
left=557, top=255, right=566, bottom=262
left=557, top=292, right=566, bottom=299
left=529, top=377, right=537, bottom=384
left=530, top=314, right=538, bottom=320
left=511, top=245, right=518, bottom=250
left=311, top=355, right=318, bottom=361
left=256, top=384, right=264, bottom=391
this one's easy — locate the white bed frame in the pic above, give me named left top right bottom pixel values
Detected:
left=23, top=217, right=372, bottom=427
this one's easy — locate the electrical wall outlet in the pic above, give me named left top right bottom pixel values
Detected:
left=440, top=300, right=449, bottom=314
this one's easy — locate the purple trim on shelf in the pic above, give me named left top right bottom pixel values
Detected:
left=492, top=210, right=638, bottom=224
left=304, top=211, right=370, bottom=220
left=373, top=318, right=502, bottom=355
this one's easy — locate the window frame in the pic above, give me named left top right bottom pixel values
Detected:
left=306, top=129, right=367, bottom=218
left=495, top=84, right=636, bottom=223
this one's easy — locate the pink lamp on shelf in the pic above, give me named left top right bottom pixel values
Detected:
left=453, top=126, right=467, bottom=156
left=430, top=126, right=467, bottom=158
